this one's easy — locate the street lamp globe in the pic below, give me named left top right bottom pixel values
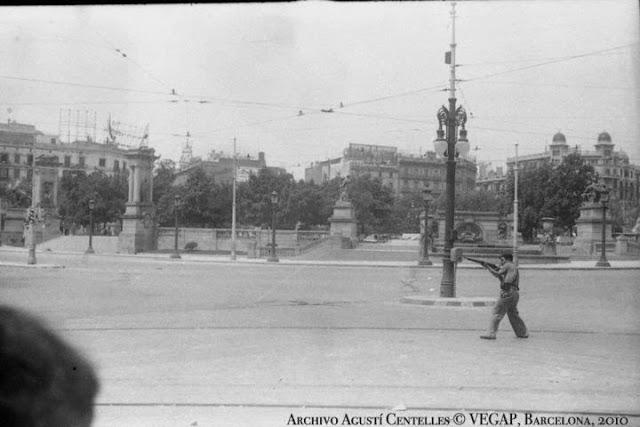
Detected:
left=270, top=191, right=278, bottom=205
left=433, top=134, right=447, bottom=157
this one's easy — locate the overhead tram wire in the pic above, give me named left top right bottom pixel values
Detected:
left=460, top=42, right=639, bottom=84
left=0, top=73, right=320, bottom=114
left=338, top=83, right=448, bottom=109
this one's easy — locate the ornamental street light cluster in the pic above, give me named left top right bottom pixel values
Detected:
left=595, top=186, right=611, bottom=268
left=433, top=104, right=469, bottom=297
left=85, top=198, right=95, bottom=254
left=418, top=186, right=433, bottom=266
left=431, top=1, right=469, bottom=298
left=267, top=190, right=279, bottom=263
left=170, top=194, right=181, bottom=259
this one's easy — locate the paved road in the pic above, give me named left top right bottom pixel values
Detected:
left=1, top=254, right=639, bottom=426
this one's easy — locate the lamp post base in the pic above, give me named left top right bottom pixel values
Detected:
left=418, top=258, right=433, bottom=266
left=440, top=259, right=456, bottom=297
left=267, top=256, right=279, bottom=263
left=85, top=247, right=95, bottom=254
left=595, top=258, right=610, bottom=267
left=170, top=252, right=181, bottom=259
left=27, top=247, right=36, bottom=265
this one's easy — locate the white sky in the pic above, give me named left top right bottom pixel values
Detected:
left=1, top=1, right=639, bottom=179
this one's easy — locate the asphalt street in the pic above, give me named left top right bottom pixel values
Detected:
left=1, top=252, right=639, bottom=426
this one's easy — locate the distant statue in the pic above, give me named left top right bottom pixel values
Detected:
left=339, top=175, right=351, bottom=202
left=497, top=222, right=508, bottom=240
left=582, top=181, right=607, bottom=204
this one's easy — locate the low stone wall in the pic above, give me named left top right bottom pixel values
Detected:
left=156, top=227, right=329, bottom=256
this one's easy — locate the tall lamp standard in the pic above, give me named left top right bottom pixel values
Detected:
left=418, top=187, right=433, bottom=266
left=170, top=194, right=181, bottom=259
left=432, top=1, right=468, bottom=297
left=595, top=186, right=610, bottom=267
left=85, top=199, right=95, bottom=254
left=267, top=191, right=279, bottom=262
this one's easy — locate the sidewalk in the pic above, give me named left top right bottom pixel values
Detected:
left=1, top=244, right=639, bottom=270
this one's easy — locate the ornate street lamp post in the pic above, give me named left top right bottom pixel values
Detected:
left=431, top=1, right=469, bottom=297
left=418, top=187, right=433, bottom=266
left=170, top=194, right=181, bottom=259
left=267, top=191, right=279, bottom=262
left=433, top=105, right=469, bottom=297
left=85, top=199, right=95, bottom=254
left=595, top=187, right=610, bottom=268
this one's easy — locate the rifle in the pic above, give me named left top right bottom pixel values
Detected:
left=464, top=256, right=498, bottom=271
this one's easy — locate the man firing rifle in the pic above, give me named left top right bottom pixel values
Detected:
left=466, top=253, right=529, bottom=340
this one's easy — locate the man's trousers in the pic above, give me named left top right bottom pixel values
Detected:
left=487, top=289, right=528, bottom=337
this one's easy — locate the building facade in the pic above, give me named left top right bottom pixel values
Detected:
left=476, top=163, right=507, bottom=193
left=173, top=151, right=285, bottom=186
left=0, top=121, right=131, bottom=192
left=505, top=132, right=639, bottom=202
left=305, top=142, right=477, bottom=198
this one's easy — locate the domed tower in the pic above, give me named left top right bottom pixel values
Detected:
left=594, top=131, right=614, bottom=157
left=549, top=131, right=569, bottom=161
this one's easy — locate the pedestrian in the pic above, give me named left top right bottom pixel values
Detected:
left=480, top=253, right=529, bottom=340
left=0, top=305, right=99, bottom=426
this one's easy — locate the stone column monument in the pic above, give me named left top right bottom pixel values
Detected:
left=328, top=176, right=358, bottom=247
left=117, top=147, right=157, bottom=254
left=572, top=181, right=610, bottom=256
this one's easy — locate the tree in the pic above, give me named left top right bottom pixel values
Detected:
left=500, top=153, right=596, bottom=242
left=504, top=163, right=554, bottom=242
left=176, top=167, right=216, bottom=227
left=346, top=174, right=395, bottom=235
left=57, top=171, right=127, bottom=229
left=542, top=153, right=596, bottom=231
left=434, top=188, right=509, bottom=215
left=153, top=159, right=177, bottom=204
left=0, top=179, right=32, bottom=208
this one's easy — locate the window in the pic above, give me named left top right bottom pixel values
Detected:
left=14, top=168, right=20, bottom=179
left=99, top=158, right=106, bottom=167
left=64, top=156, right=71, bottom=167
left=79, top=156, right=85, bottom=167
left=27, top=154, right=33, bottom=165
left=0, top=168, right=8, bottom=179
left=0, top=153, right=7, bottom=163
left=50, top=138, right=56, bottom=144
left=113, top=160, right=120, bottom=171
left=14, top=154, right=20, bottom=164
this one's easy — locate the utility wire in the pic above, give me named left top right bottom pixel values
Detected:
left=467, top=80, right=633, bottom=91
left=461, top=42, right=639, bottom=83
left=339, top=83, right=448, bottom=109
left=331, top=110, right=428, bottom=124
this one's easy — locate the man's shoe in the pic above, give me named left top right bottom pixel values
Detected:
left=517, top=335, right=529, bottom=339
left=480, top=335, right=496, bottom=340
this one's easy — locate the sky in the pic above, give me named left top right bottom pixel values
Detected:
left=1, top=1, right=639, bottom=180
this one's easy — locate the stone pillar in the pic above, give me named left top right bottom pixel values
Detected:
left=133, top=165, right=141, bottom=203
left=128, top=165, right=135, bottom=202
left=572, top=202, right=611, bottom=256
left=33, top=169, right=41, bottom=207
left=328, top=199, right=358, bottom=248
left=118, top=148, right=157, bottom=254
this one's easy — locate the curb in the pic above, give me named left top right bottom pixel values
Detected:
left=0, top=262, right=65, bottom=269
left=401, top=296, right=496, bottom=307
left=1, top=247, right=639, bottom=270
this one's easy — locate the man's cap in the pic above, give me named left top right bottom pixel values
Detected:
left=500, top=252, right=513, bottom=261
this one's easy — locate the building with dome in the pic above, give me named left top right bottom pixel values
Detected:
left=498, top=131, right=638, bottom=202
